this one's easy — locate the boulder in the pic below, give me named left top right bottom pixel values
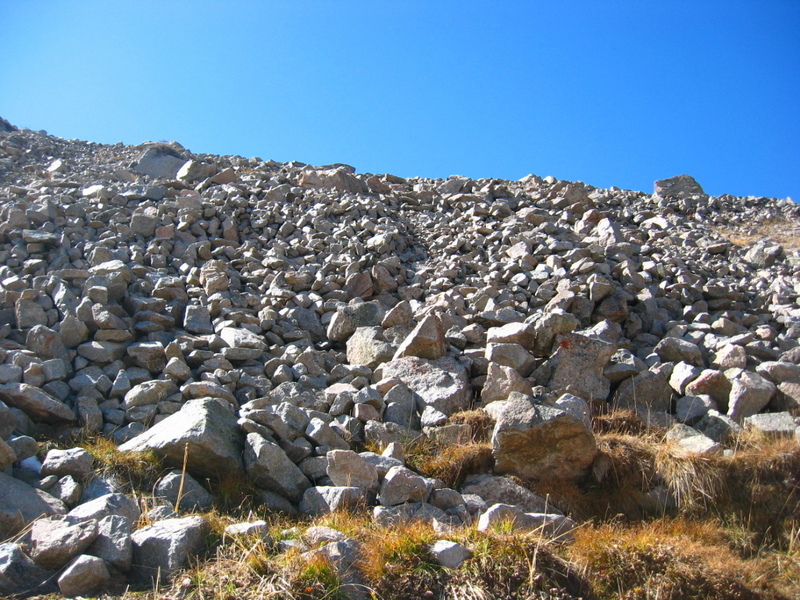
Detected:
left=489, top=396, right=596, bottom=481
left=0, top=543, right=51, bottom=597
left=0, top=472, right=66, bottom=539
left=131, top=516, right=209, bottom=582
left=119, top=398, right=244, bottom=478
left=545, top=333, right=615, bottom=403
left=381, top=356, right=472, bottom=417
left=393, top=313, right=447, bottom=360
left=0, top=383, right=75, bottom=423
left=243, top=433, right=310, bottom=502
left=29, top=515, right=99, bottom=570
left=299, top=486, right=367, bottom=516
left=58, top=554, right=111, bottom=597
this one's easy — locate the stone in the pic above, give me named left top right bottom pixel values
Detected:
left=86, top=514, right=132, bottom=572
left=183, top=305, right=214, bottom=334
left=0, top=472, right=66, bottom=539
left=654, top=337, right=704, bottom=366
left=381, top=356, right=472, bottom=417
left=711, top=345, right=748, bottom=370
left=299, top=486, right=367, bottom=516
left=664, top=425, right=722, bottom=457
left=669, top=362, right=702, bottom=395
left=489, top=397, right=596, bottom=481
left=225, top=520, right=270, bottom=537
left=727, top=371, right=777, bottom=422
left=57, top=554, right=111, bottom=597
left=393, top=313, right=447, bottom=360
left=41, top=447, right=94, bottom=480
left=0, top=439, right=15, bottom=470
left=326, top=450, right=379, bottom=491
left=429, top=540, right=472, bottom=568
left=653, top=174, right=706, bottom=199
left=306, top=417, right=350, bottom=450
left=133, top=145, right=186, bottom=179
left=744, top=412, right=799, bottom=437
left=131, top=516, right=209, bottom=582
left=684, top=369, right=732, bottom=410
left=68, top=493, right=141, bottom=526
left=378, top=465, right=432, bottom=506
left=244, top=433, right=310, bottom=502
left=481, top=362, right=533, bottom=404
left=26, top=324, right=68, bottom=360
left=0, top=383, right=75, bottom=423
left=0, top=543, right=51, bottom=597
left=346, top=327, right=395, bottom=369
left=29, top=515, right=99, bottom=570
left=119, top=398, right=244, bottom=478
left=460, top=474, right=555, bottom=514
left=676, top=395, right=716, bottom=425
left=327, top=302, right=385, bottom=342
left=545, top=333, right=615, bottom=403
left=613, top=369, right=673, bottom=413
left=77, top=341, right=127, bottom=363
left=123, top=379, right=176, bottom=408
left=155, top=470, right=216, bottom=511
left=476, top=504, right=575, bottom=539
left=485, top=322, right=537, bottom=351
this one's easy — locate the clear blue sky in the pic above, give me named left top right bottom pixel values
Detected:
left=1, top=1, right=798, bottom=200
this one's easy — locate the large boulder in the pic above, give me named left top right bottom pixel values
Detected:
left=489, top=396, right=596, bottom=481
left=119, top=398, right=244, bottom=479
left=380, top=356, right=472, bottom=418
left=544, top=333, right=615, bottom=403
left=0, top=383, right=75, bottom=423
left=131, top=516, right=209, bottom=582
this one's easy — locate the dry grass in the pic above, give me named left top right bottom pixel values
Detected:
left=82, top=434, right=165, bottom=495
left=714, top=217, right=800, bottom=250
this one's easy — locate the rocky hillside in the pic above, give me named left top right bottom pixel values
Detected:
left=1, top=117, right=799, bottom=599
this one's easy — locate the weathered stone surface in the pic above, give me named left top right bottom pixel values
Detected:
left=381, top=356, right=472, bottom=417
left=744, top=412, right=799, bottom=437
left=393, top=313, right=447, bottom=360
left=155, top=470, right=215, bottom=511
left=41, top=447, right=94, bottom=480
left=460, top=474, right=555, bottom=514
left=244, top=433, right=310, bottom=502
left=654, top=337, right=704, bottom=366
left=346, top=327, right=395, bottom=369
left=86, top=514, right=132, bottom=572
left=476, top=503, right=576, bottom=539
left=378, top=466, right=432, bottom=506
left=119, top=398, right=244, bottom=478
left=481, top=362, right=533, bottom=404
left=545, top=333, right=615, bottom=403
left=728, top=371, right=777, bottom=422
left=29, top=515, right=99, bottom=570
left=489, top=397, right=596, bottom=481
left=68, top=493, right=141, bottom=526
left=58, top=554, right=111, bottom=597
left=326, top=450, right=379, bottom=491
left=0, top=543, right=51, bottom=597
left=299, top=486, right=367, bottom=516
left=429, top=540, right=472, bottom=568
left=0, top=472, right=66, bottom=539
left=613, top=369, right=673, bottom=413
left=131, top=516, right=209, bottom=581
left=0, top=383, right=75, bottom=423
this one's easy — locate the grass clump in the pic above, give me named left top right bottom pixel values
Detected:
left=81, top=433, right=164, bottom=494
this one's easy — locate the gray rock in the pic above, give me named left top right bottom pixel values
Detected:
left=490, top=397, right=596, bottom=481
left=41, top=447, right=94, bottom=480
left=460, top=474, right=556, bottom=514
left=119, top=398, right=244, bottom=478
left=29, top=515, right=99, bottom=570
left=244, top=433, right=310, bottom=502
left=545, top=333, right=615, bottom=403
left=327, top=302, right=385, bottom=342
left=476, top=503, right=575, bottom=539
left=378, top=466, right=432, bottom=506
left=155, top=470, right=216, bottom=511
left=613, top=369, right=672, bottom=413
left=744, top=412, right=799, bottom=437
left=306, top=417, right=350, bottom=450
left=0, top=383, right=75, bottom=423
left=393, top=313, right=447, bottom=360
left=68, top=492, right=141, bottom=526
left=429, top=540, right=472, bottom=568
left=481, top=362, right=533, bottom=405
left=299, top=486, right=367, bottom=516
left=727, top=371, right=777, bottom=422
left=326, top=450, right=379, bottom=491
left=676, top=395, right=716, bottom=425
left=0, top=400, right=14, bottom=438
left=653, top=174, right=705, bottom=199
left=346, top=327, right=395, bottom=369
left=133, top=145, right=186, bottom=179
left=0, top=543, right=51, bottom=597
left=654, top=337, right=704, bottom=366
left=0, top=472, right=66, bottom=539
left=57, top=554, right=111, bottom=597
left=86, top=514, right=132, bottom=572
left=0, top=438, right=15, bottom=470
left=131, top=516, right=209, bottom=582
left=381, top=356, right=472, bottom=417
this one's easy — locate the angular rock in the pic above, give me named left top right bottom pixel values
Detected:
left=381, top=356, right=472, bottom=417
left=243, top=433, right=310, bottom=502
left=545, top=333, right=615, bottom=403
left=119, top=398, right=244, bottom=478
left=0, top=472, right=66, bottom=539
left=0, top=543, right=51, bottom=597
left=29, top=516, right=99, bottom=570
left=41, top=447, right=94, bottom=480
left=0, top=383, right=75, bottom=423
left=58, top=554, right=111, bottom=597
left=155, top=470, right=215, bottom=511
left=727, top=371, right=777, bottom=422
left=131, top=516, right=209, bottom=582
left=393, top=313, right=447, bottom=360
left=299, top=486, right=367, bottom=516
left=326, top=450, right=379, bottom=491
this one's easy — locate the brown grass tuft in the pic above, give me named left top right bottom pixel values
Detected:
left=410, top=442, right=495, bottom=489
left=448, top=409, right=496, bottom=442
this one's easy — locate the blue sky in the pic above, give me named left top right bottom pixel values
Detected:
left=1, top=1, right=798, bottom=200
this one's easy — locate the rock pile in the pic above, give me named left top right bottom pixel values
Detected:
left=1, top=120, right=800, bottom=595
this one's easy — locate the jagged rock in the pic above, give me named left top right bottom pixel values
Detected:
left=29, top=515, right=99, bottom=570
left=41, top=447, right=94, bottom=480
left=394, top=313, right=447, bottom=360
left=613, top=369, right=672, bottom=413
left=86, top=514, right=132, bottom=572
left=545, top=333, right=615, bottom=403
left=244, top=433, right=310, bottom=502
left=326, top=450, right=379, bottom=491
left=727, top=371, right=777, bottom=422
left=489, top=396, right=596, bottom=481
left=58, top=554, right=111, bottom=597
left=381, top=356, right=472, bottom=417
left=378, top=466, right=432, bottom=506
left=665, top=424, right=722, bottom=456
left=119, top=398, right=244, bottom=478
left=654, top=337, right=704, bottom=366
left=654, top=174, right=706, bottom=199
left=155, top=470, right=216, bottom=511
left=299, top=486, right=367, bottom=516
left=0, top=383, right=75, bottom=423
left=346, top=327, right=395, bottom=369
left=0, top=472, right=67, bottom=539
left=131, top=516, right=209, bottom=582
left=327, top=302, right=385, bottom=342
left=0, top=543, right=51, bottom=597
left=481, top=362, right=533, bottom=404
left=69, top=492, right=140, bottom=526
left=460, top=474, right=555, bottom=514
